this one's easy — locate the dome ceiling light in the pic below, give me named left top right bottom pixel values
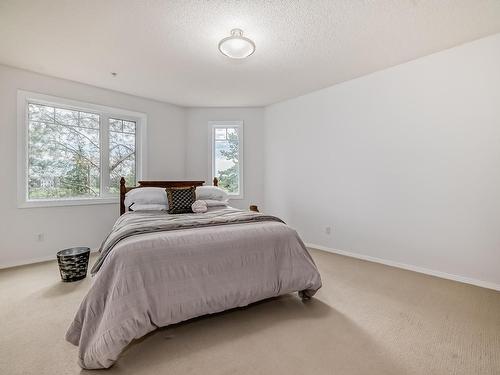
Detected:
left=218, top=29, right=255, bottom=59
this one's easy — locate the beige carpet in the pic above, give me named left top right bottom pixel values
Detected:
left=0, top=249, right=499, bottom=375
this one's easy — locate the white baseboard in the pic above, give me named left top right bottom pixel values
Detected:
left=0, top=249, right=98, bottom=270
left=306, top=243, right=500, bottom=292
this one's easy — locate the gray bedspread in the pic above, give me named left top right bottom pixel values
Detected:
left=90, top=208, right=285, bottom=275
left=66, top=208, right=322, bottom=369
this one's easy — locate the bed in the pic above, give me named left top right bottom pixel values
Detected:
left=66, top=178, right=322, bottom=369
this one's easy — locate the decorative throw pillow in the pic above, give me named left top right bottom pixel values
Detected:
left=166, top=186, right=196, bottom=214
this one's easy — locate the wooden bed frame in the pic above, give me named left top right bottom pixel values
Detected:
left=120, top=177, right=224, bottom=215
left=120, top=177, right=258, bottom=215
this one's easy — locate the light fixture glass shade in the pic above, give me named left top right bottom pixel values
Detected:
left=218, top=29, right=255, bottom=59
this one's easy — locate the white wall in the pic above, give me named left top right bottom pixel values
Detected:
left=0, top=64, right=186, bottom=267
left=185, top=107, right=265, bottom=210
left=265, top=34, right=500, bottom=287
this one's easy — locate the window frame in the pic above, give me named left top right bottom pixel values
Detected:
left=209, top=120, right=244, bottom=200
left=17, top=90, right=147, bottom=208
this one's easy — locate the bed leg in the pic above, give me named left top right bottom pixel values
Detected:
left=298, top=290, right=312, bottom=301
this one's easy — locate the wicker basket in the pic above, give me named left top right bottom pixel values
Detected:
left=57, top=247, right=90, bottom=282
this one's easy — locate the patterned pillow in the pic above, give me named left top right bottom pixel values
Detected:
left=166, top=186, right=196, bottom=214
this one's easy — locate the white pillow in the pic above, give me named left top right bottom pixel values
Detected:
left=196, top=186, right=229, bottom=201
left=130, top=204, right=168, bottom=211
left=124, top=187, right=168, bottom=210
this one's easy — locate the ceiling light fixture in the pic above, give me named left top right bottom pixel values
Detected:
left=218, top=29, right=255, bottom=59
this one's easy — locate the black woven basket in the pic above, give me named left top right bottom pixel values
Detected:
left=57, top=247, right=90, bottom=282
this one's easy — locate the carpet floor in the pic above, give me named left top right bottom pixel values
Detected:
left=0, top=249, right=499, bottom=375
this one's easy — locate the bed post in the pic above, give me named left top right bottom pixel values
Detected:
left=120, top=177, right=126, bottom=216
left=213, top=177, right=218, bottom=186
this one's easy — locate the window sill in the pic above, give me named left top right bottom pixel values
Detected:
left=18, top=197, right=119, bottom=209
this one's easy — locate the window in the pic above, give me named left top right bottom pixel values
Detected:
left=210, top=121, right=243, bottom=199
left=18, top=91, right=146, bottom=207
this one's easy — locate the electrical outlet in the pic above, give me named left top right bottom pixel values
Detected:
left=36, top=233, right=45, bottom=242
left=325, top=226, right=332, bottom=235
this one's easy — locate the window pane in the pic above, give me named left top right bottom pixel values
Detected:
left=215, top=128, right=226, bottom=140
left=28, top=103, right=54, bottom=122
left=122, top=120, right=136, bottom=134
left=214, top=127, right=239, bottom=194
left=109, top=118, right=122, bottom=132
left=109, top=119, right=136, bottom=194
left=28, top=105, right=100, bottom=199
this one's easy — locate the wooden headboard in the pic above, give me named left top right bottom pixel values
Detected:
left=119, top=177, right=220, bottom=215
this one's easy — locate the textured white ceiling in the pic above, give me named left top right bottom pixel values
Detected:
left=1, top=0, right=500, bottom=107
